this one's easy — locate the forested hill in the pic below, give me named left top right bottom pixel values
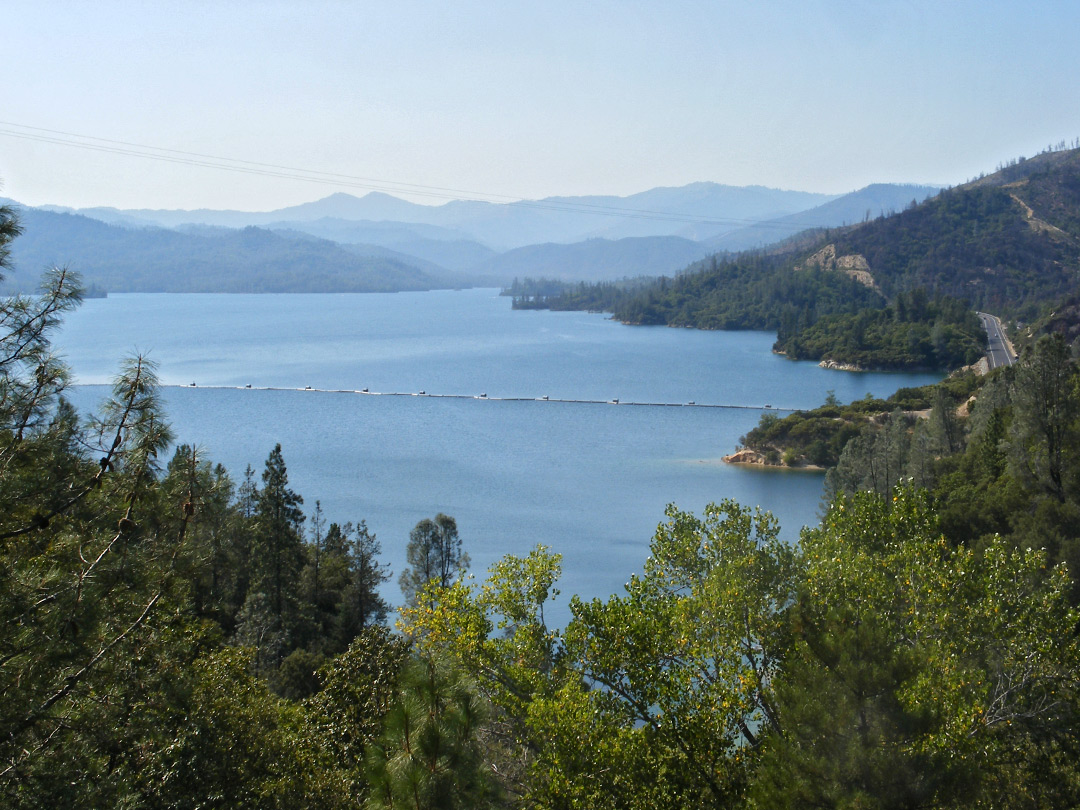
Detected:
left=827, top=148, right=1080, bottom=315
left=1, top=208, right=464, bottom=293
left=526, top=146, right=1080, bottom=369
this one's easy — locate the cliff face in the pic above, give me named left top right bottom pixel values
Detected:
left=798, top=243, right=878, bottom=290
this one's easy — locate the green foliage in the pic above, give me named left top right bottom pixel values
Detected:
left=405, top=509, right=800, bottom=809
left=561, top=501, right=797, bottom=807
left=399, top=513, right=469, bottom=608
left=755, top=488, right=1080, bottom=809
left=740, top=396, right=884, bottom=468
left=0, top=207, right=408, bottom=805
left=504, top=275, right=658, bottom=311
left=300, top=518, right=392, bottom=655
left=307, top=627, right=409, bottom=802
left=407, top=489, right=1080, bottom=808
left=741, top=369, right=986, bottom=470
left=252, top=443, right=306, bottom=626
left=132, top=647, right=351, bottom=809
left=1008, top=333, right=1079, bottom=501
left=401, top=545, right=564, bottom=725
left=0, top=350, right=186, bottom=800
left=512, top=251, right=886, bottom=331
left=833, top=183, right=1079, bottom=315
left=6, top=193, right=1080, bottom=807
left=339, top=520, right=393, bottom=635
left=517, top=151, right=1080, bottom=369
left=364, top=653, right=497, bottom=810
left=524, top=254, right=986, bottom=371
left=824, top=336, right=1080, bottom=603
left=627, top=257, right=884, bottom=331
left=775, top=291, right=986, bottom=370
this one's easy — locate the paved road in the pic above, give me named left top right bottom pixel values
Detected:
left=977, top=311, right=1016, bottom=369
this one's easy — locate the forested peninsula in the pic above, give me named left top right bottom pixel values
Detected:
left=5, top=140, right=1080, bottom=809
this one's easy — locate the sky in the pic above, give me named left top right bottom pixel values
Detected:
left=2, top=0, right=1079, bottom=211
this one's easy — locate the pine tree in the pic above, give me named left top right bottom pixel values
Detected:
left=1009, top=333, right=1079, bottom=501
left=364, top=654, right=495, bottom=810
left=342, top=520, right=391, bottom=638
left=0, top=204, right=209, bottom=798
left=399, top=514, right=469, bottom=607
left=251, top=444, right=305, bottom=628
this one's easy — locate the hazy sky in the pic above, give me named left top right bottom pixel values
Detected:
left=3, top=0, right=1079, bottom=211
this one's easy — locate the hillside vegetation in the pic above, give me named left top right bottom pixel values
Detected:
left=743, top=332, right=1080, bottom=593
left=4, top=150, right=1080, bottom=807
left=3, top=209, right=459, bottom=294
left=8, top=182, right=958, bottom=293
left=521, top=145, right=1080, bottom=370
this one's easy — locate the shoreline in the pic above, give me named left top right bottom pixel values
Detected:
left=721, top=448, right=825, bottom=472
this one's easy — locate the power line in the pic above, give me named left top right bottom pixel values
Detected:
left=0, top=121, right=524, bottom=204
left=0, top=120, right=859, bottom=231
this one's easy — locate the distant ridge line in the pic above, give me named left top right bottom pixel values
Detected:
left=0, top=120, right=826, bottom=227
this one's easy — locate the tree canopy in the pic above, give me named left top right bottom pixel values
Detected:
left=4, top=197, right=1080, bottom=807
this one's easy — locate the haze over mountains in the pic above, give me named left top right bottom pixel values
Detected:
left=2, top=181, right=941, bottom=294
left=566, top=145, right=1080, bottom=337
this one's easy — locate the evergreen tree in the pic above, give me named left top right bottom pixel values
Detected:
left=340, top=520, right=391, bottom=640
left=161, top=445, right=237, bottom=624
left=1009, top=333, right=1079, bottom=501
left=235, top=591, right=289, bottom=675
left=296, top=517, right=391, bottom=655
left=134, top=648, right=352, bottom=809
left=927, top=384, right=963, bottom=455
left=307, top=627, right=409, bottom=803
left=399, top=513, right=468, bottom=607
left=251, top=444, right=305, bottom=628
left=298, top=510, right=342, bottom=654
left=308, top=500, right=326, bottom=616
left=753, top=488, right=1080, bottom=809
left=364, top=654, right=496, bottom=810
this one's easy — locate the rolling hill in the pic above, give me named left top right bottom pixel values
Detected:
left=2, top=209, right=464, bottom=294
left=703, top=183, right=943, bottom=253
left=4, top=180, right=969, bottom=293
left=31, top=183, right=840, bottom=250
left=471, top=235, right=709, bottom=283
left=527, top=146, right=1080, bottom=368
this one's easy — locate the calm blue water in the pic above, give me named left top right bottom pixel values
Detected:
left=57, top=290, right=941, bottom=617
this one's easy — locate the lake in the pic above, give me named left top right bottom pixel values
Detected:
left=57, top=289, right=941, bottom=617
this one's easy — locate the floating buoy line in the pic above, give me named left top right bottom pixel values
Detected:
left=148, top=383, right=796, bottom=413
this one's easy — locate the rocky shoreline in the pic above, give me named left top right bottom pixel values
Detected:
left=817, top=358, right=868, bottom=372
left=721, top=448, right=824, bottom=471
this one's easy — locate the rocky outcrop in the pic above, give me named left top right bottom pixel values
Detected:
left=722, top=448, right=767, bottom=465
left=722, top=447, right=823, bottom=471
left=798, top=244, right=878, bottom=290
left=818, top=359, right=869, bottom=372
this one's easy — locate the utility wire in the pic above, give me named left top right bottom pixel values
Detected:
left=0, top=121, right=522, bottom=203
left=0, top=121, right=875, bottom=231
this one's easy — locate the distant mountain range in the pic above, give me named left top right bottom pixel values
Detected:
left=2, top=181, right=943, bottom=294
left=33, top=183, right=840, bottom=249
left=562, top=146, right=1080, bottom=330
left=2, top=209, right=462, bottom=293
left=703, top=184, right=942, bottom=253
left=511, top=145, right=1080, bottom=370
